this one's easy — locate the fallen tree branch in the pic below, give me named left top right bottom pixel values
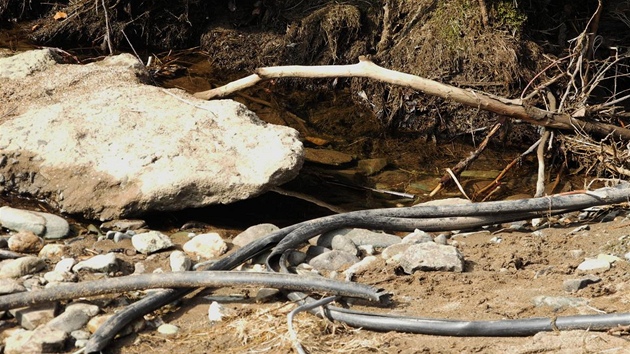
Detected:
left=0, top=271, right=384, bottom=311
left=194, top=57, right=630, bottom=140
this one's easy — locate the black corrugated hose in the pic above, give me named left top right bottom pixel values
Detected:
left=81, top=185, right=630, bottom=352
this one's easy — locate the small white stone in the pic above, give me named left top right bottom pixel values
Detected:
left=208, top=301, right=234, bottom=322
left=54, top=258, right=76, bottom=273
left=183, top=233, right=227, bottom=259
left=577, top=258, right=611, bottom=272
left=170, top=250, right=192, bottom=271
left=157, top=323, right=179, bottom=335
left=72, top=253, right=118, bottom=273
left=131, top=231, right=174, bottom=254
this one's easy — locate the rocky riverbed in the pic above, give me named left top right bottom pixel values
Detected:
left=2, top=198, right=630, bottom=353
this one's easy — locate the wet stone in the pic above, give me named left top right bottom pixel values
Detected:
left=8, top=231, right=44, bottom=253
left=183, top=233, right=228, bottom=260
left=357, top=158, right=388, bottom=175
left=304, top=148, right=354, bottom=166
left=0, top=256, right=46, bottom=278
left=132, top=230, right=174, bottom=254
left=398, top=243, right=465, bottom=273
left=309, top=250, right=359, bottom=272
left=232, top=223, right=279, bottom=248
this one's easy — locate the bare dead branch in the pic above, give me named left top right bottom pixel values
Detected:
left=194, top=57, right=630, bottom=140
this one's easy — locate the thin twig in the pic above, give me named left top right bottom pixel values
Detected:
left=101, top=0, right=113, bottom=55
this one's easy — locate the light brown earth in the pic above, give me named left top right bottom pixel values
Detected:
left=17, top=208, right=629, bottom=354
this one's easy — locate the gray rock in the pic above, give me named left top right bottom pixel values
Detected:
left=309, top=250, right=359, bottom=272
left=169, top=250, right=192, bottom=271
left=38, top=211, right=70, bottom=239
left=532, top=295, right=588, bottom=310
left=43, top=270, right=77, bottom=283
left=72, top=253, right=118, bottom=273
left=0, top=48, right=60, bottom=79
left=344, top=256, right=378, bottom=281
left=317, top=230, right=359, bottom=255
left=381, top=243, right=413, bottom=261
left=402, top=229, right=433, bottom=244
left=433, top=234, right=448, bottom=245
left=563, top=275, right=601, bottom=293
left=183, top=233, right=227, bottom=259
left=8, top=231, right=44, bottom=253
left=398, top=243, right=465, bottom=273
left=347, top=229, right=402, bottom=248
left=0, top=52, right=303, bottom=220
left=46, top=303, right=99, bottom=334
left=0, top=278, right=26, bottom=294
left=0, top=206, right=69, bottom=239
left=132, top=231, right=174, bottom=254
left=46, top=310, right=89, bottom=334
left=4, top=325, right=68, bottom=354
left=285, top=250, right=307, bottom=266
left=232, top=223, right=279, bottom=248
left=0, top=206, right=46, bottom=236
left=10, top=302, right=58, bottom=330
left=306, top=245, right=331, bottom=259
left=0, top=256, right=46, bottom=278
left=577, top=258, right=610, bottom=272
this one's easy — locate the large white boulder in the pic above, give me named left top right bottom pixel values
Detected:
left=0, top=50, right=303, bottom=220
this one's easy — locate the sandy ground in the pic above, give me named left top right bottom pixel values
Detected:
left=68, top=210, right=630, bottom=354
